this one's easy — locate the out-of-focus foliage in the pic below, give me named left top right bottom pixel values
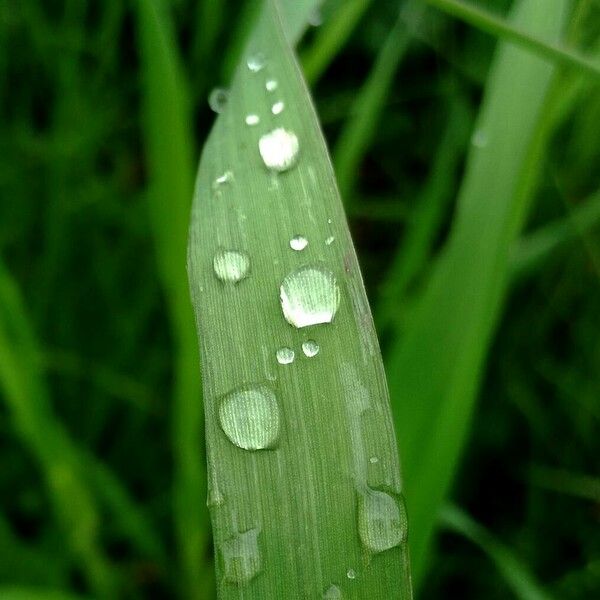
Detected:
left=0, top=0, right=598, bottom=598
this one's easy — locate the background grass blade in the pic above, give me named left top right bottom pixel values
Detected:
left=440, top=504, right=554, bottom=600
left=187, top=0, right=412, bottom=597
left=385, top=0, right=569, bottom=587
left=134, top=1, right=208, bottom=596
left=0, top=589, right=87, bottom=600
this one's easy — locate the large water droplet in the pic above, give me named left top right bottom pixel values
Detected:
left=245, top=114, right=260, bottom=126
left=247, top=53, right=266, bottom=72
left=271, top=101, right=285, bottom=115
left=213, top=249, right=250, bottom=283
left=276, top=347, right=295, bottom=365
left=280, top=265, right=340, bottom=328
left=208, top=88, right=229, bottom=113
left=323, top=584, right=342, bottom=599
left=259, top=128, right=299, bottom=172
left=266, top=79, right=278, bottom=92
left=290, top=235, right=308, bottom=251
left=219, top=386, right=280, bottom=450
left=358, top=490, right=407, bottom=553
left=221, top=528, right=262, bottom=584
left=302, top=340, right=319, bottom=358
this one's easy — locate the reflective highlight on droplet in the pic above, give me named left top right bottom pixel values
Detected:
left=271, top=101, right=284, bottom=115
left=245, top=114, right=260, bottom=126
left=259, top=128, right=299, bottom=172
left=219, top=386, right=280, bottom=450
left=247, top=53, right=266, bottom=72
left=266, top=79, right=278, bottom=92
left=208, top=88, right=229, bottom=113
left=221, top=528, right=261, bottom=584
left=323, top=584, right=342, bottom=599
left=213, top=249, right=250, bottom=283
left=302, top=340, right=319, bottom=358
left=290, top=235, right=308, bottom=251
left=280, top=265, right=340, bottom=328
left=276, top=347, right=295, bottom=365
left=358, top=490, right=407, bottom=553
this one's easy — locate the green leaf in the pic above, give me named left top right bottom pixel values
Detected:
left=187, top=0, right=412, bottom=597
left=385, top=0, right=570, bottom=588
left=0, top=588, right=88, bottom=600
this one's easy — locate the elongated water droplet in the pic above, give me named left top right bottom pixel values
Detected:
left=358, top=490, right=407, bottom=553
left=271, top=101, right=284, bottom=115
left=222, top=528, right=261, bottom=584
left=213, top=249, right=250, bottom=283
left=325, top=236, right=335, bottom=246
left=219, top=386, right=280, bottom=450
left=302, top=340, right=319, bottom=358
left=208, top=88, right=229, bottom=113
left=266, top=79, right=278, bottom=92
left=290, top=235, right=308, bottom=251
left=280, top=265, right=340, bottom=328
left=259, top=128, right=299, bottom=172
left=323, top=584, right=342, bottom=599
left=247, top=53, right=266, bottom=72
left=276, top=347, right=295, bottom=365
left=346, top=569, right=356, bottom=580
left=245, top=114, right=260, bottom=126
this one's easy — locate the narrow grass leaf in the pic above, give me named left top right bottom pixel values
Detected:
left=385, top=0, right=569, bottom=587
left=440, top=504, right=554, bottom=600
left=187, top=0, right=412, bottom=597
left=0, top=589, right=88, bottom=600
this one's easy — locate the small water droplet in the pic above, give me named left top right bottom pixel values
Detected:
left=276, top=347, right=295, bottom=365
left=308, top=7, right=323, bottom=27
left=302, top=340, right=319, bottom=358
left=471, top=129, right=488, bottom=148
left=245, top=114, right=260, bottom=126
left=219, top=386, right=280, bottom=450
left=358, top=490, right=407, bottom=553
left=222, top=528, right=262, bottom=584
left=259, top=128, right=299, bottom=172
left=346, top=569, right=356, bottom=580
left=369, top=456, right=379, bottom=464
left=208, top=87, right=229, bottom=113
left=212, top=170, right=234, bottom=192
left=213, top=249, right=250, bottom=283
left=325, top=236, right=335, bottom=246
left=247, top=52, right=266, bottom=72
left=290, top=235, right=308, bottom=251
left=280, top=265, right=340, bottom=328
left=271, top=101, right=285, bottom=115
left=266, top=79, right=278, bottom=92
left=323, top=584, right=342, bottom=599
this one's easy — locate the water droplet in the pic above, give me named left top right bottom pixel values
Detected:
left=323, top=584, right=342, bottom=599
left=212, top=170, right=233, bottom=192
left=271, top=101, right=285, bottom=115
left=325, top=236, right=335, bottom=246
left=280, top=265, right=340, bottom=328
left=208, top=87, right=229, bottom=113
left=276, top=347, right=295, bottom=365
left=247, top=53, right=266, bottom=72
left=369, top=456, right=379, bottom=464
left=222, top=528, right=261, bottom=584
left=290, top=235, right=308, bottom=251
left=358, top=490, right=407, bottom=553
left=213, top=249, right=250, bottom=283
left=259, top=128, right=299, bottom=172
left=302, top=340, right=319, bottom=358
left=245, top=114, right=260, bottom=126
left=308, top=7, right=323, bottom=27
left=346, top=569, right=356, bottom=580
left=219, top=386, right=280, bottom=450
left=471, top=129, right=488, bottom=148
left=327, top=218, right=332, bottom=224
left=266, top=79, right=278, bottom=92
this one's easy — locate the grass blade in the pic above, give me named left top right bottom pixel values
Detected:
left=187, top=0, right=412, bottom=597
left=385, top=0, right=569, bottom=587
left=440, top=504, right=554, bottom=600
left=0, top=589, right=87, bottom=600
left=424, top=0, right=600, bottom=80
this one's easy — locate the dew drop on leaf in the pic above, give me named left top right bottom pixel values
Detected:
left=290, top=235, right=308, bottom=251
left=219, top=386, right=280, bottom=451
left=325, top=236, right=335, bottom=246
left=266, top=79, right=278, bottom=92
left=302, top=340, right=319, bottom=358
left=245, top=114, right=260, bottom=126
left=271, top=101, right=285, bottom=115
left=358, top=489, right=407, bottom=553
left=258, top=128, right=299, bottom=172
left=280, top=265, right=340, bottom=328
left=208, top=87, right=229, bottom=113
left=346, top=569, right=356, bottom=580
left=213, top=249, right=250, bottom=283
left=247, top=52, right=266, bottom=72
left=276, top=347, right=295, bottom=365
left=221, top=528, right=262, bottom=584
left=323, top=584, right=342, bottom=598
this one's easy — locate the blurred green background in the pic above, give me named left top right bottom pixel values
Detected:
left=0, top=0, right=599, bottom=598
